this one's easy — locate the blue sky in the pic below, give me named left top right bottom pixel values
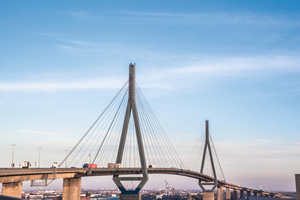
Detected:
left=1, top=0, right=300, bottom=191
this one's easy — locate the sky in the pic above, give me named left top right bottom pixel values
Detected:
left=1, top=0, right=300, bottom=192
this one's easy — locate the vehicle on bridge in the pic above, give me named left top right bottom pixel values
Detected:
left=83, top=163, right=97, bottom=168
left=107, top=163, right=121, bottom=168
left=51, top=162, right=59, bottom=168
left=22, top=161, right=31, bottom=169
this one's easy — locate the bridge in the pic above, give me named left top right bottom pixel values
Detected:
left=0, top=168, right=268, bottom=199
left=0, top=63, right=272, bottom=200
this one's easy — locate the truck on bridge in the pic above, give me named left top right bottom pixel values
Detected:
left=22, top=161, right=30, bottom=169
left=83, top=163, right=97, bottom=168
left=107, top=163, right=121, bottom=168
left=51, top=162, right=59, bottom=168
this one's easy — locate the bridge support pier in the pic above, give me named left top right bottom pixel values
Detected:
left=233, top=189, right=238, bottom=200
left=240, top=190, right=244, bottom=199
left=119, top=194, right=141, bottom=200
left=247, top=191, right=251, bottom=198
left=62, top=177, right=81, bottom=200
left=203, top=192, right=215, bottom=200
left=217, top=186, right=223, bottom=200
left=253, top=192, right=257, bottom=197
left=296, top=175, right=300, bottom=200
left=226, top=187, right=231, bottom=200
left=1, top=181, right=22, bottom=198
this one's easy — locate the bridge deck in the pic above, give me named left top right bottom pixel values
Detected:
left=0, top=168, right=261, bottom=192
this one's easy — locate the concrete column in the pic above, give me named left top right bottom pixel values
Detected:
left=119, top=194, right=141, bottom=200
left=62, top=177, right=81, bottom=200
left=296, top=175, right=300, bottom=200
left=226, top=187, right=231, bottom=200
left=240, top=190, right=244, bottom=199
left=203, top=192, right=215, bottom=200
left=1, top=181, right=22, bottom=198
left=247, top=191, right=251, bottom=198
left=253, top=192, right=257, bottom=197
left=232, top=189, right=238, bottom=200
left=217, top=186, right=224, bottom=200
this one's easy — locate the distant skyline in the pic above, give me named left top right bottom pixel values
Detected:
left=1, top=1, right=300, bottom=191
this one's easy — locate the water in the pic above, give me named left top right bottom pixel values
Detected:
left=24, top=198, right=119, bottom=200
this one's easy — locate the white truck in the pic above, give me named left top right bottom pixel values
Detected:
left=52, top=162, right=59, bottom=168
left=107, top=163, right=121, bottom=169
left=22, top=161, right=31, bottom=169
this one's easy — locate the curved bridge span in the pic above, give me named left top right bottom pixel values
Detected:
left=0, top=167, right=260, bottom=192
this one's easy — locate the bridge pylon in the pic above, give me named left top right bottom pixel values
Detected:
left=113, top=63, right=148, bottom=199
left=199, top=120, right=218, bottom=200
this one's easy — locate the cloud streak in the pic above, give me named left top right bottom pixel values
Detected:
left=69, top=10, right=300, bottom=28
left=253, top=138, right=273, bottom=143
left=21, top=130, right=59, bottom=135
left=0, top=54, right=299, bottom=92
left=0, top=79, right=125, bottom=91
left=137, top=54, right=300, bottom=91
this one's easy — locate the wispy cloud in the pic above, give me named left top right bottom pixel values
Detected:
left=56, top=38, right=126, bottom=55
left=209, top=141, right=300, bottom=159
left=137, top=54, right=300, bottom=91
left=68, top=11, right=96, bottom=19
left=69, top=10, right=300, bottom=28
left=58, top=45, right=97, bottom=53
left=63, top=39, right=96, bottom=46
left=251, top=89, right=300, bottom=98
left=57, top=39, right=100, bottom=53
left=170, top=55, right=300, bottom=74
left=35, top=33, right=65, bottom=37
left=21, top=130, right=58, bottom=135
left=0, top=79, right=125, bottom=91
left=67, top=11, right=111, bottom=20
left=253, top=138, right=273, bottom=143
left=0, top=54, right=299, bottom=92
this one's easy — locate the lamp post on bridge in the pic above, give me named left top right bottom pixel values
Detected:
left=38, top=147, right=42, bottom=168
left=11, top=144, right=16, bottom=168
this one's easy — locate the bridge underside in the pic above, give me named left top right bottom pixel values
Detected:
left=0, top=173, right=77, bottom=183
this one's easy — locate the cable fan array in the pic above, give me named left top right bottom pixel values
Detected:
left=183, top=132, right=226, bottom=181
left=60, top=81, right=184, bottom=169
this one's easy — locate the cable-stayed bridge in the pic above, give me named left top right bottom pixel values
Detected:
left=0, top=64, right=271, bottom=200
